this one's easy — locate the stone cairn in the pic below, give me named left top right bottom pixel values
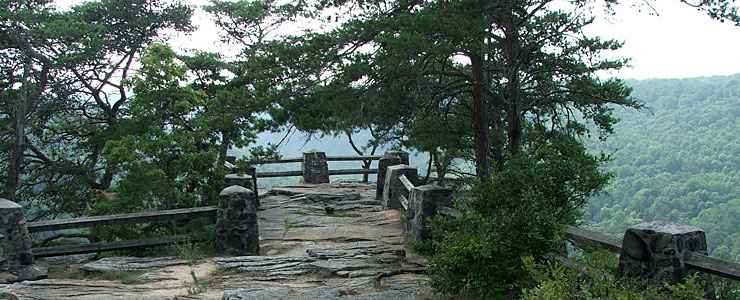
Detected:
left=302, top=151, right=329, bottom=184
left=0, top=198, right=47, bottom=283
left=215, top=186, right=259, bottom=256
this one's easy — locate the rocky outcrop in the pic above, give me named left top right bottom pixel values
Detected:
left=80, top=257, right=190, bottom=272
left=0, top=279, right=174, bottom=300
left=2, top=183, right=431, bottom=299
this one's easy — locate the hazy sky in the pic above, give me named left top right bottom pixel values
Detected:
left=61, top=0, right=740, bottom=80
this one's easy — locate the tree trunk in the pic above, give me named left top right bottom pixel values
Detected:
left=470, top=53, right=491, bottom=180
left=503, top=10, right=523, bottom=156
left=6, top=61, right=31, bottom=201
left=506, top=73, right=522, bottom=155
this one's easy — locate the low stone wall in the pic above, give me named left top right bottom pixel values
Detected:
left=380, top=166, right=453, bottom=243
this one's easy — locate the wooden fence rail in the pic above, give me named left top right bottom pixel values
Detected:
left=26, top=152, right=392, bottom=258
left=28, top=206, right=217, bottom=233
left=564, top=226, right=740, bottom=281
left=384, top=166, right=740, bottom=283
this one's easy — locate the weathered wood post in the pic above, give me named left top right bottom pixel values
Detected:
left=216, top=186, right=259, bottom=256
left=382, top=165, right=418, bottom=209
left=407, top=185, right=453, bottom=241
left=302, top=151, right=329, bottom=184
left=376, top=151, right=409, bottom=199
left=618, top=221, right=711, bottom=290
left=0, top=199, right=47, bottom=283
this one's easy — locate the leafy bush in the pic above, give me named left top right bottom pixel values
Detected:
left=425, top=134, right=611, bottom=298
left=522, top=251, right=709, bottom=300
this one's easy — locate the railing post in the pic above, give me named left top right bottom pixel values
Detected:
left=407, top=185, right=453, bottom=241
left=216, top=186, right=259, bottom=256
left=225, top=166, right=259, bottom=206
left=376, top=151, right=409, bottom=199
left=302, top=151, right=329, bottom=184
left=618, top=221, right=712, bottom=291
left=382, top=165, right=418, bottom=209
left=0, top=199, right=47, bottom=283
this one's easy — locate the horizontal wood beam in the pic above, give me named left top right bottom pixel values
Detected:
left=328, top=168, right=378, bottom=175
left=252, top=157, right=304, bottom=164
left=564, top=226, right=623, bottom=253
left=240, top=155, right=383, bottom=165
left=255, top=170, right=304, bottom=177
left=32, top=235, right=205, bottom=257
left=27, top=206, right=217, bottom=233
left=685, top=252, right=740, bottom=280
left=326, top=155, right=382, bottom=161
left=564, top=226, right=740, bottom=281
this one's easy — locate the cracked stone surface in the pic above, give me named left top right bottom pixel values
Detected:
left=1, top=183, right=432, bottom=299
left=81, top=257, right=190, bottom=272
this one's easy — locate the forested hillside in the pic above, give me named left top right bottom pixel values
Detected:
left=586, top=74, right=740, bottom=262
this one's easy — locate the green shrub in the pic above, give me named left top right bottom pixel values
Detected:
left=522, top=251, right=710, bottom=300
left=425, top=134, right=612, bottom=298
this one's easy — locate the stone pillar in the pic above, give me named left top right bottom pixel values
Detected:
left=0, top=199, right=47, bottom=283
left=302, top=152, right=329, bottom=184
left=384, top=151, right=410, bottom=165
left=618, top=221, right=708, bottom=285
left=382, top=165, right=418, bottom=209
left=376, top=151, right=409, bottom=199
left=216, top=186, right=259, bottom=256
left=225, top=172, right=259, bottom=207
left=407, top=185, right=453, bottom=241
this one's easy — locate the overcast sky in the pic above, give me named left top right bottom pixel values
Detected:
left=61, top=0, right=740, bottom=80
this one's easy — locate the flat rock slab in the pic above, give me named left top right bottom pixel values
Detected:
left=81, top=256, right=190, bottom=272
left=0, top=279, right=174, bottom=300
left=2, top=183, right=430, bottom=299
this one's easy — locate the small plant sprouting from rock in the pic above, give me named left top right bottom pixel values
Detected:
left=186, top=269, right=208, bottom=296
left=282, top=218, right=296, bottom=238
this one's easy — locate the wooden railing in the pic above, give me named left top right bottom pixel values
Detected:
left=380, top=165, right=740, bottom=284
left=226, top=153, right=382, bottom=180
left=398, top=174, right=414, bottom=210
left=29, top=206, right=216, bottom=257
left=27, top=152, right=388, bottom=258
left=564, top=226, right=740, bottom=281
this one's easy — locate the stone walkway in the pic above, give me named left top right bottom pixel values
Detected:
left=0, top=183, right=432, bottom=299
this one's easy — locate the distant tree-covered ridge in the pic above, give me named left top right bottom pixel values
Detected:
left=586, top=74, right=740, bottom=262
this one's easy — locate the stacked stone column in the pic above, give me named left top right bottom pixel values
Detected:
left=215, top=186, right=260, bottom=256
left=382, top=165, right=418, bottom=209
left=224, top=167, right=259, bottom=207
left=376, top=151, right=409, bottom=199
left=302, top=151, right=329, bottom=184
left=0, top=199, right=47, bottom=283
left=618, top=221, right=712, bottom=291
left=407, top=185, right=453, bottom=241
